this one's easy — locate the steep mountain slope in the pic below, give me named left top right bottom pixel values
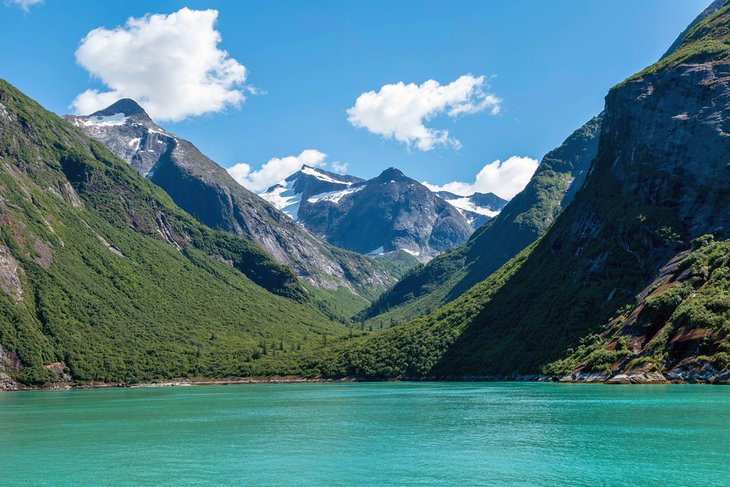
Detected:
left=64, top=103, right=406, bottom=300
left=543, top=235, right=730, bottom=383
left=296, top=3, right=730, bottom=381
left=361, top=1, right=724, bottom=330
left=0, top=79, right=345, bottom=388
left=362, top=115, right=603, bottom=327
left=661, top=0, right=728, bottom=59
left=262, top=166, right=493, bottom=262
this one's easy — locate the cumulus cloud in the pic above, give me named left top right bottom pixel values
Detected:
left=228, top=150, right=335, bottom=193
left=346, top=74, right=501, bottom=151
left=423, top=156, right=538, bottom=200
left=71, top=8, right=248, bottom=121
left=5, top=0, right=43, bottom=11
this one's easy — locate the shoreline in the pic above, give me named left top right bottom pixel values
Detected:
left=2, top=371, right=728, bottom=392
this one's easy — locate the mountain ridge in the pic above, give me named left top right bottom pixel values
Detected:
left=261, top=164, right=506, bottom=262
left=64, top=103, right=408, bottom=301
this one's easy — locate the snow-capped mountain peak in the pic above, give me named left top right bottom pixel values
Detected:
left=260, top=165, right=364, bottom=219
left=64, top=99, right=173, bottom=176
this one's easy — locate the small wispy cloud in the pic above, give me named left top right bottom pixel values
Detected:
left=5, top=0, right=43, bottom=12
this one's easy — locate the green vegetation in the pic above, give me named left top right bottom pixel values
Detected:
left=544, top=236, right=730, bottom=375
left=0, top=79, right=345, bottom=385
left=621, top=3, right=730, bottom=86
left=238, top=245, right=534, bottom=379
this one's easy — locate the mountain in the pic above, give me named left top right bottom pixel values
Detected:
left=435, top=191, right=508, bottom=227
left=64, top=102, right=409, bottom=302
left=0, top=79, right=347, bottom=388
left=294, top=2, right=730, bottom=382
left=261, top=166, right=481, bottom=262
left=361, top=115, right=603, bottom=327
left=262, top=165, right=365, bottom=219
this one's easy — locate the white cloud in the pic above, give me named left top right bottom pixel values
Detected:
left=228, top=150, right=330, bottom=193
left=71, top=8, right=248, bottom=122
left=5, top=0, right=43, bottom=11
left=346, top=74, right=501, bottom=151
left=423, top=156, right=538, bottom=200
left=329, top=162, right=349, bottom=174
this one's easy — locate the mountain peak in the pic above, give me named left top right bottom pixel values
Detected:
left=91, top=98, right=150, bottom=119
left=377, top=167, right=406, bottom=180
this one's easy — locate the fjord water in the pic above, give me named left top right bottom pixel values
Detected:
left=1, top=383, right=728, bottom=486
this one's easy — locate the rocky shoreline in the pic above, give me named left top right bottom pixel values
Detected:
left=0, top=375, right=359, bottom=392
left=454, top=367, right=730, bottom=385
left=2, top=368, right=729, bottom=392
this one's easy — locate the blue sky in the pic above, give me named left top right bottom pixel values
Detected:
left=1, top=0, right=712, bottom=197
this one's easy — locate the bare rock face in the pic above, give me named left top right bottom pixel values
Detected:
left=0, top=344, right=20, bottom=390
left=0, top=244, right=23, bottom=301
left=64, top=102, right=401, bottom=296
left=601, top=63, right=730, bottom=239
left=411, top=5, right=730, bottom=378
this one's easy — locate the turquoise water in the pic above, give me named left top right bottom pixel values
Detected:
left=0, top=383, right=728, bottom=486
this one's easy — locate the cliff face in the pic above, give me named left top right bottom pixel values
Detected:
left=437, top=7, right=730, bottom=376
left=358, top=0, right=730, bottom=329
left=65, top=104, right=405, bottom=299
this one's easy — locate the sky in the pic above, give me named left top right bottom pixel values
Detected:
left=0, top=0, right=713, bottom=198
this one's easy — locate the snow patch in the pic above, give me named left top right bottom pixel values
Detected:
left=444, top=197, right=500, bottom=218
left=307, top=185, right=364, bottom=204
left=128, top=137, right=141, bottom=150
left=301, top=166, right=353, bottom=185
left=80, top=113, right=128, bottom=126
left=367, top=246, right=385, bottom=256
left=260, top=184, right=302, bottom=219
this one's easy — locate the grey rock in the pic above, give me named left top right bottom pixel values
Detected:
left=0, top=244, right=23, bottom=301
